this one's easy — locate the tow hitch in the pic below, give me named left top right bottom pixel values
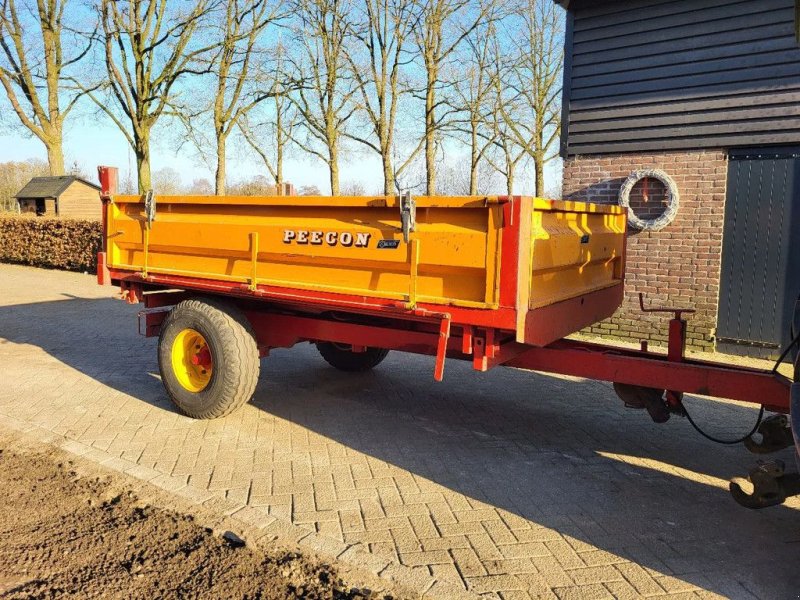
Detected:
left=730, top=381, right=800, bottom=509
left=730, top=458, right=800, bottom=509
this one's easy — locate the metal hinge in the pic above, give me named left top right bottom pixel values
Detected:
left=144, top=189, right=156, bottom=227
left=400, top=190, right=415, bottom=243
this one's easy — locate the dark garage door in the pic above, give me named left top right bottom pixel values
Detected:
left=717, top=147, right=800, bottom=359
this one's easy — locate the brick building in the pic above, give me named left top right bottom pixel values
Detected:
left=555, top=0, right=800, bottom=358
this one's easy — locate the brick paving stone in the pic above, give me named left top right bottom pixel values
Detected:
left=600, top=580, right=640, bottom=600
left=514, top=572, right=552, bottom=597
left=392, top=527, right=424, bottom=553
left=2, top=264, right=800, bottom=600
left=422, top=536, right=471, bottom=552
left=553, top=584, right=613, bottom=600
left=483, top=521, right=518, bottom=546
left=380, top=564, right=435, bottom=595
left=566, top=566, right=624, bottom=587
left=615, top=562, right=666, bottom=596
left=528, top=557, right=574, bottom=588
left=467, top=533, right=505, bottom=561
left=513, top=528, right=563, bottom=545
left=338, top=544, right=391, bottom=575
left=499, top=543, right=551, bottom=560
left=654, top=574, right=704, bottom=594
left=484, top=558, right=537, bottom=576
left=466, top=575, right=527, bottom=594
left=544, top=539, right=586, bottom=570
left=433, top=563, right=465, bottom=586
left=451, top=548, right=489, bottom=578
left=423, top=580, right=477, bottom=600
left=400, top=550, right=453, bottom=567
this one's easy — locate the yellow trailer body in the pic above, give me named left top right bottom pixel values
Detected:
left=103, top=194, right=626, bottom=345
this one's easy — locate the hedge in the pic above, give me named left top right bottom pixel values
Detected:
left=0, top=215, right=103, bottom=273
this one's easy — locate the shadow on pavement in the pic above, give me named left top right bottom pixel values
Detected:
left=1, top=294, right=799, bottom=598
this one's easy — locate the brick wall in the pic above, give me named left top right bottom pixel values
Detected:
left=562, top=150, right=728, bottom=351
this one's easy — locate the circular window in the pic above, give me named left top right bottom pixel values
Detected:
left=618, top=169, right=679, bottom=231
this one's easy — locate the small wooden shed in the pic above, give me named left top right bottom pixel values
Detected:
left=15, top=176, right=101, bottom=220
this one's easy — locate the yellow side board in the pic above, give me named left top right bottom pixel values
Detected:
left=106, top=195, right=505, bottom=308
left=528, top=201, right=626, bottom=310
left=105, top=194, right=626, bottom=315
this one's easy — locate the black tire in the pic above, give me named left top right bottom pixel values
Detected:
left=158, top=297, right=259, bottom=419
left=316, top=342, right=389, bottom=372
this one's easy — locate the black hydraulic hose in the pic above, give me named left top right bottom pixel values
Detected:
left=773, top=293, right=800, bottom=375
left=681, top=294, right=800, bottom=445
left=683, top=402, right=764, bottom=445
left=790, top=294, right=800, bottom=378
left=772, top=331, right=800, bottom=375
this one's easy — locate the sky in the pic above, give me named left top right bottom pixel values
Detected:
left=0, top=117, right=561, bottom=196
left=0, top=0, right=564, bottom=197
left=0, top=114, right=394, bottom=194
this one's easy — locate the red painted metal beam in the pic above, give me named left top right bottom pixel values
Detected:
left=106, top=269, right=518, bottom=330
left=242, top=311, right=467, bottom=358
left=503, top=339, right=792, bottom=413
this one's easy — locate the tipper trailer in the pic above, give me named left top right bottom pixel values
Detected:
left=95, top=167, right=800, bottom=509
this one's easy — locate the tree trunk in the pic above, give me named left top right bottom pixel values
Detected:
left=469, top=126, right=478, bottom=195
left=276, top=142, right=284, bottom=195
left=215, top=133, right=227, bottom=195
left=276, top=107, right=284, bottom=195
left=534, top=155, right=544, bottom=197
left=506, top=168, right=514, bottom=196
left=45, top=134, right=65, bottom=176
left=382, top=152, right=394, bottom=195
left=425, top=79, right=436, bottom=195
left=329, top=144, right=339, bottom=196
left=135, top=133, right=152, bottom=194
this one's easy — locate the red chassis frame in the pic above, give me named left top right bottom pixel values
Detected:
left=116, top=278, right=792, bottom=415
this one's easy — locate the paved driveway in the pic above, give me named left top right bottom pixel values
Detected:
left=1, top=264, right=798, bottom=599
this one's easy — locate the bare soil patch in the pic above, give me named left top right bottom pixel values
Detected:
left=0, top=445, right=396, bottom=599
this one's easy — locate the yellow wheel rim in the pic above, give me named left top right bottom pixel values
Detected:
left=171, top=328, right=213, bottom=392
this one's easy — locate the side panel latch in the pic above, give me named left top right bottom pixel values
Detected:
left=400, top=191, right=415, bottom=243
left=144, top=189, right=156, bottom=227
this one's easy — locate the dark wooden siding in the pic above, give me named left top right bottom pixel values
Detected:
left=563, top=0, right=800, bottom=156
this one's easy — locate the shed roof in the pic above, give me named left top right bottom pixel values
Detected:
left=14, top=176, right=100, bottom=199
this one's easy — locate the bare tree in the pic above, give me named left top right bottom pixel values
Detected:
left=0, top=157, right=48, bottom=210
left=203, top=0, right=284, bottom=195
left=498, top=0, right=562, bottom=196
left=412, top=0, right=496, bottom=195
left=447, top=21, right=497, bottom=195
left=238, top=41, right=297, bottom=194
left=152, top=165, right=185, bottom=194
left=343, top=0, right=418, bottom=194
left=90, top=0, right=217, bottom=192
left=228, top=173, right=274, bottom=195
left=187, top=177, right=213, bottom=194
left=487, top=109, right=528, bottom=195
left=484, top=38, right=527, bottom=195
left=0, top=0, right=95, bottom=175
left=289, top=0, right=357, bottom=195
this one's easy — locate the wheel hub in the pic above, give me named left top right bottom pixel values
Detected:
left=171, top=328, right=213, bottom=392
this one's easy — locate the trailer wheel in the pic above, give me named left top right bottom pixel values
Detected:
left=316, top=342, right=389, bottom=372
left=158, top=298, right=259, bottom=419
